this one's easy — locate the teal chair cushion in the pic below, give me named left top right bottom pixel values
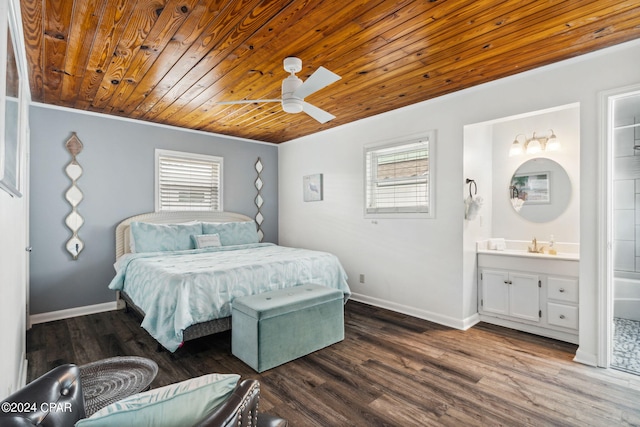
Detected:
left=75, top=373, right=239, bottom=427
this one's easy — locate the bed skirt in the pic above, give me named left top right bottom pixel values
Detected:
left=120, top=291, right=231, bottom=345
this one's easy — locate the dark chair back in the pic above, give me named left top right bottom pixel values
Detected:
left=0, top=364, right=85, bottom=427
left=196, top=379, right=259, bottom=427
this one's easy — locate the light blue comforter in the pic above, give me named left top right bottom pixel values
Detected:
left=108, top=243, right=350, bottom=351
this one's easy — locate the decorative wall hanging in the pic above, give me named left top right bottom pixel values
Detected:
left=254, top=157, right=264, bottom=242
left=303, top=173, right=323, bottom=202
left=64, top=133, right=84, bottom=260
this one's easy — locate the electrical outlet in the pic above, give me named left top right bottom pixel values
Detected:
left=359, top=274, right=365, bottom=283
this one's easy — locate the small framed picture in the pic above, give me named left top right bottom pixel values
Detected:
left=511, top=171, right=550, bottom=204
left=303, top=173, right=323, bottom=202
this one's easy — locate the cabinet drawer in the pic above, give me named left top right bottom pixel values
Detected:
left=547, top=303, right=578, bottom=330
left=548, top=277, right=578, bottom=303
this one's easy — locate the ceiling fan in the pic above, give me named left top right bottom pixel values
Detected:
left=218, top=57, right=341, bottom=124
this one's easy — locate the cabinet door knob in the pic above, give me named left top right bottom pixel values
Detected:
left=559, top=288, right=565, bottom=293
left=559, top=314, right=566, bottom=319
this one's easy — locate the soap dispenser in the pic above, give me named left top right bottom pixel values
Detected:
left=548, top=235, right=557, bottom=255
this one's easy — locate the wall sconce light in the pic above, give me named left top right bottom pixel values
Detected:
left=545, top=130, right=560, bottom=151
left=509, top=134, right=525, bottom=156
left=509, top=130, right=560, bottom=156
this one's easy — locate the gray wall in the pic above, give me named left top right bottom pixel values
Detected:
left=29, top=105, right=278, bottom=314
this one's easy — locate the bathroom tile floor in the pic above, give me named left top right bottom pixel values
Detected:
left=612, top=317, right=640, bottom=375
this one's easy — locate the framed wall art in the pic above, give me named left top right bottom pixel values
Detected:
left=303, top=173, right=323, bottom=202
left=510, top=171, right=550, bottom=204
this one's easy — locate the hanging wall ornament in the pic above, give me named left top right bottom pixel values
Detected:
left=64, top=133, right=84, bottom=260
left=254, top=157, right=264, bottom=242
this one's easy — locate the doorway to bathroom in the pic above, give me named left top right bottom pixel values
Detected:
left=605, top=86, right=640, bottom=376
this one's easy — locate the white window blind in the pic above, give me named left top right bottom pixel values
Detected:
left=365, top=135, right=432, bottom=216
left=155, top=150, right=223, bottom=212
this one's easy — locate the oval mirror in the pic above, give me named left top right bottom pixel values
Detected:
left=509, top=158, right=571, bottom=223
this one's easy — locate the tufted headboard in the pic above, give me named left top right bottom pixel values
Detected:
left=114, top=211, right=253, bottom=259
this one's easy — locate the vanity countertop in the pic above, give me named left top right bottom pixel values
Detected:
left=477, top=239, right=579, bottom=261
left=476, top=248, right=579, bottom=261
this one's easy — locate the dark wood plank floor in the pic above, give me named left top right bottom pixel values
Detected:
left=27, top=301, right=640, bottom=426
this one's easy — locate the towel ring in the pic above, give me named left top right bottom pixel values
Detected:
left=466, top=178, right=477, bottom=198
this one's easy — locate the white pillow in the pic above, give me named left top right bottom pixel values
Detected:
left=75, top=373, right=239, bottom=427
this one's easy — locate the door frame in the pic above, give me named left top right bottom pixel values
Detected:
left=597, top=83, right=640, bottom=367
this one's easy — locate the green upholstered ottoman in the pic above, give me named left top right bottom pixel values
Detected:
left=231, top=284, right=345, bottom=372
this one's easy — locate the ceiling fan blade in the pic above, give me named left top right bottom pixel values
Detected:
left=294, top=66, right=341, bottom=99
left=302, top=101, right=335, bottom=124
left=217, top=99, right=281, bottom=105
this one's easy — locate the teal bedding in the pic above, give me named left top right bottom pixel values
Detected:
left=108, top=243, right=350, bottom=351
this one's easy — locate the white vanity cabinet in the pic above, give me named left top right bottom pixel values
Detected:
left=546, top=276, right=579, bottom=330
left=478, top=251, right=579, bottom=344
left=481, top=270, right=540, bottom=322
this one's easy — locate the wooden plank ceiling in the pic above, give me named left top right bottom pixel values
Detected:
left=20, top=0, right=640, bottom=143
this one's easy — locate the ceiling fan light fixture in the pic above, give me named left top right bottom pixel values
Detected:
left=219, top=57, right=340, bottom=123
left=282, top=98, right=304, bottom=113
left=282, top=74, right=304, bottom=113
left=282, top=74, right=303, bottom=94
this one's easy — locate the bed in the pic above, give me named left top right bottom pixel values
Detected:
left=109, top=211, right=350, bottom=352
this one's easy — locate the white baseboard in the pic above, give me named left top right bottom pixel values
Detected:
left=29, top=301, right=119, bottom=325
left=573, top=347, right=598, bottom=367
left=462, top=312, right=481, bottom=330
left=349, top=293, right=474, bottom=330
left=18, top=356, right=27, bottom=389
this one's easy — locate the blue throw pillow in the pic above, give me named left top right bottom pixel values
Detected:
left=202, top=221, right=259, bottom=245
left=74, top=373, right=239, bottom=427
left=129, top=222, right=203, bottom=253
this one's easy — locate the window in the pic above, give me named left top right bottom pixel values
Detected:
left=364, top=132, right=434, bottom=217
left=155, top=149, right=223, bottom=212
